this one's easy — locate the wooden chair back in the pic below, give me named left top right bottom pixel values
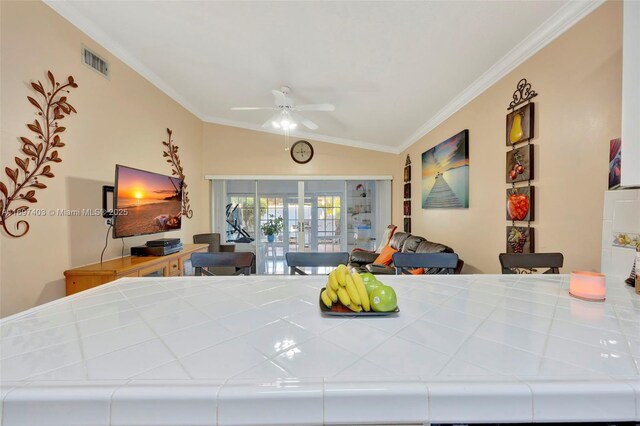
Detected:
left=285, top=252, right=349, bottom=275
left=193, top=233, right=220, bottom=253
left=499, top=253, right=564, bottom=274
left=191, top=252, right=254, bottom=276
left=392, top=252, right=459, bottom=275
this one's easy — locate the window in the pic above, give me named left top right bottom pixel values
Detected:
left=259, top=197, right=284, bottom=242
left=316, top=195, right=341, bottom=252
left=226, top=195, right=255, bottom=241
left=212, top=177, right=391, bottom=274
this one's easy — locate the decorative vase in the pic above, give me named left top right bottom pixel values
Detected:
left=267, top=234, right=275, bottom=243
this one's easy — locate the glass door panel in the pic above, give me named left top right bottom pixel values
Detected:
left=225, top=180, right=257, bottom=243
left=315, top=194, right=342, bottom=253
left=286, top=190, right=312, bottom=253
left=346, top=181, right=376, bottom=252
left=304, top=180, right=345, bottom=255
left=299, top=195, right=313, bottom=252
left=220, top=179, right=387, bottom=275
left=257, top=180, right=296, bottom=274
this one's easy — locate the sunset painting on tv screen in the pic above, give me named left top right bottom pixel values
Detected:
left=114, top=166, right=182, bottom=238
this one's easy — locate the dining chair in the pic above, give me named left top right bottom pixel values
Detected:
left=193, top=233, right=235, bottom=253
left=499, top=253, right=564, bottom=274
left=285, top=252, right=350, bottom=275
left=392, top=252, right=460, bottom=275
left=190, top=252, right=255, bottom=276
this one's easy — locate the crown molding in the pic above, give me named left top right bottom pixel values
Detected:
left=43, top=0, right=206, bottom=122
left=44, top=0, right=396, bottom=154
left=45, top=0, right=604, bottom=156
left=202, top=115, right=399, bottom=153
left=204, top=175, right=393, bottom=181
left=396, top=0, right=606, bottom=154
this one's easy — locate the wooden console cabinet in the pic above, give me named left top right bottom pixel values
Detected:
left=64, top=244, right=209, bottom=295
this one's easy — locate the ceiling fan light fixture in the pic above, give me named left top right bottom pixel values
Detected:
left=236, top=86, right=330, bottom=132
left=272, top=111, right=297, bottom=131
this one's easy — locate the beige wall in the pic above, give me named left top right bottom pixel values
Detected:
left=0, top=0, right=624, bottom=316
left=395, top=1, right=622, bottom=274
left=201, top=123, right=398, bottom=234
left=0, top=2, right=398, bottom=317
left=202, top=123, right=396, bottom=177
left=0, top=1, right=207, bottom=317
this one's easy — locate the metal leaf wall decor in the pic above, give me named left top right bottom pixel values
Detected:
left=162, top=128, right=193, bottom=219
left=0, top=71, right=78, bottom=237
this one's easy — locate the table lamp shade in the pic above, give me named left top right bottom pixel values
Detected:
left=569, top=271, right=606, bottom=301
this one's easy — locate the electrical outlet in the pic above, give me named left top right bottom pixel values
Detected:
left=105, top=218, right=113, bottom=227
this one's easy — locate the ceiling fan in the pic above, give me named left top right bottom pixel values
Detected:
left=231, top=86, right=334, bottom=131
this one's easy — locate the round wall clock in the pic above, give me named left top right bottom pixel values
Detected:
left=290, top=140, right=314, bottom=164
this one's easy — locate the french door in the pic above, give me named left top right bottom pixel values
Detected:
left=213, top=177, right=391, bottom=275
left=254, top=180, right=344, bottom=273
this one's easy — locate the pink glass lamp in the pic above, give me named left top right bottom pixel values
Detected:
left=569, top=271, right=606, bottom=301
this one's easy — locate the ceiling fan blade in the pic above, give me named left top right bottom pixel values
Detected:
left=291, top=112, right=318, bottom=130
left=231, top=106, right=275, bottom=111
left=293, top=103, right=335, bottom=112
left=261, top=112, right=282, bottom=129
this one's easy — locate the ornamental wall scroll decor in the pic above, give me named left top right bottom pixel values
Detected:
left=0, top=71, right=78, bottom=237
left=162, top=128, right=193, bottom=219
left=403, top=154, right=411, bottom=233
left=505, top=78, right=538, bottom=256
left=507, top=78, right=538, bottom=110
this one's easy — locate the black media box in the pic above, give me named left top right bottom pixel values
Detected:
left=146, top=238, right=181, bottom=247
left=131, top=243, right=183, bottom=257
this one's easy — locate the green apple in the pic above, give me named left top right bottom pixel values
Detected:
left=364, top=281, right=382, bottom=295
left=359, top=272, right=377, bottom=283
left=369, top=285, right=397, bottom=312
left=360, top=272, right=382, bottom=294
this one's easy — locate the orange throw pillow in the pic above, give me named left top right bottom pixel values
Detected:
left=409, top=268, right=425, bottom=275
left=374, top=245, right=398, bottom=265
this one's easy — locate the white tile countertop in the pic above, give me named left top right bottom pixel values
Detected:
left=0, top=274, right=639, bottom=425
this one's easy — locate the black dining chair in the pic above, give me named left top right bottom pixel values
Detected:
left=499, top=253, right=564, bottom=274
left=191, top=252, right=255, bottom=276
left=285, top=252, right=350, bottom=275
left=392, top=252, right=460, bottom=275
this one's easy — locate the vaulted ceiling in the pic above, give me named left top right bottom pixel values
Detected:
left=46, top=1, right=603, bottom=153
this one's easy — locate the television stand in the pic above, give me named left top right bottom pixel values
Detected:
left=63, top=243, right=208, bottom=295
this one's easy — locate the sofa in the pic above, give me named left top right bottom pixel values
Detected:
left=348, top=231, right=463, bottom=274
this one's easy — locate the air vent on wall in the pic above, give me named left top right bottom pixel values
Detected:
left=81, top=46, right=109, bottom=78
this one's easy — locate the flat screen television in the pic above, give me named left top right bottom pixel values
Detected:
left=113, top=165, right=183, bottom=238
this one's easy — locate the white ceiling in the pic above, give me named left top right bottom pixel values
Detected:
left=46, top=1, right=603, bottom=153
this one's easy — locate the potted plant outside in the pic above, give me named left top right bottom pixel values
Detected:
left=261, top=215, right=284, bottom=243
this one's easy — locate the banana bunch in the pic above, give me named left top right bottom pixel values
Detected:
left=321, top=264, right=370, bottom=312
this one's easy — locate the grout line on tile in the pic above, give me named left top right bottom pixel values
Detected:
left=321, top=377, right=326, bottom=425
left=107, top=378, right=131, bottom=426
left=215, top=378, right=230, bottom=426
left=535, top=282, right=564, bottom=375
left=1, top=328, right=82, bottom=363
left=69, top=298, right=89, bottom=380
left=112, top=285, right=186, bottom=378
left=0, top=381, right=30, bottom=426
left=612, top=304, right=640, bottom=376
left=431, top=294, right=500, bottom=376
